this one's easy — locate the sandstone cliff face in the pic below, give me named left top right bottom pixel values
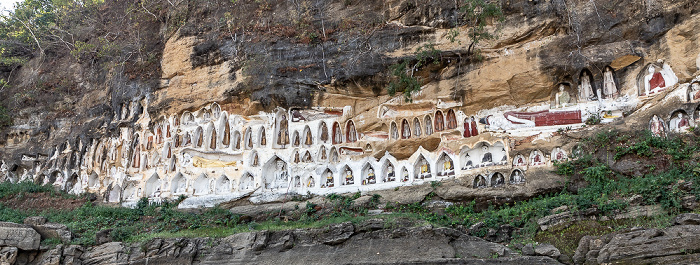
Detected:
left=0, top=0, right=699, bottom=212
left=2, top=0, right=699, bottom=161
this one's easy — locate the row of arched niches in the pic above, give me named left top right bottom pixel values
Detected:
left=3, top=101, right=587, bottom=204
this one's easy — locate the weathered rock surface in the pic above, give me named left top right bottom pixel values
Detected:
left=674, top=213, right=700, bottom=225
left=574, top=223, right=700, bottom=264
left=7, top=222, right=564, bottom=265
left=27, top=223, right=72, bottom=244
left=0, top=222, right=40, bottom=251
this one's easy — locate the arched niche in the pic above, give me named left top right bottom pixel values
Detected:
left=382, top=161, right=396, bottom=182
left=446, top=109, right=457, bottom=129
left=512, top=154, right=526, bottom=167
left=174, top=134, right=181, bottom=148
left=669, top=109, right=691, bottom=133
left=220, top=114, right=230, bottom=148
left=239, top=173, right=255, bottom=191
left=413, top=117, right=422, bottom=137
left=145, top=173, right=161, bottom=197
left=274, top=111, right=290, bottom=148
left=293, top=150, right=301, bottom=163
left=329, top=147, right=339, bottom=164
left=319, top=122, right=329, bottom=144
left=162, top=142, right=172, bottom=160
left=318, top=145, right=328, bottom=161
left=155, top=125, right=163, bottom=144
left=200, top=108, right=212, bottom=121
left=171, top=173, right=187, bottom=194
left=340, top=165, right=354, bottom=185
left=193, top=174, right=210, bottom=195
left=172, top=114, right=180, bottom=127
left=332, top=122, right=343, bottom=144
left=206, top=122, right=217, bottom=150
left=401, top=119, right=411, bottom=139
left=551, top=147, right=568, bottom=162
left=292, top=131, right=300, bottom=147
left=493, top=141, right=508, bottom=165
left=346, top=120, right=357, bottom=143
left=305, top=175, right=316, bottom=189
left=182, top=111, right=195, bottom=125
left=550, top=83, right=577, bottom=109
left=108, top=185, right=121, bottom=203
left=231, top=130, right=241, bottom=150
left=164, top=120, right=172, bottom=139
left=688, top=81, right=700, bottom=102
left=244, top=127, right=253, bottom=149
left=578, top=68, right=597, bottom=102
left=414, top=154, right=431, bottom=180
left=262, top=156, right=289, bottom=190
left=649, top=114, right=668, bottom=137
left=302, top=151, right=314, bottom=163
left=321, top=168, right=334, bottom=188
left=424, top=115, right=433, bottom=135
left=529, top=150, right=545, bottom=166
left=434, top=110, right=445, bottom=132
left=390, top=121, right=399, bottom=140
left=303, top=126, right=313, bottom=147
left=259, top=127, right=267, bottom=147
left=215, top=175, right=232, bottom=194
left=436, top=152, right=455, bottom=177
left=490, top=172, right=505, bottom=187
left=364, top=144, right=372, bottom=152
left=637, top=62, right=677, bottom=96
left=183, top=132, right=192, bottom=147
left=602, top=66, right=619, bottom=99
left=211, top=102, right=221, bottom=120
left=361, top=163, right=376, bottom=185
left=292, top=175, right=302, bottom=188
left=473, top=175, right=487, bottom=188
left=194, top=126, right=204, bottom=148
left=510, top=169, right=525, bottom=184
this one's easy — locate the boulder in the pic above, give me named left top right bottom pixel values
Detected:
left=0, top=247, right=18, bottom=265
left=316, top=222, right=354, bottom=245
left=521, top=243, right=535, bottom=256
left=23, top=216, right=47, bottom=226
left=534, top=243, right=561, bottom=258
left=0, top=222, right=41, bottom=250
left=537, top=211, right=576, bottom=231
left=95, top=229, right=113, bottom=245
left=30, top=222, right=72, bottom=243
left=673, top=213, right=700, bottom=225
left=575, top=225, right=700, bottom=264
left=484, top=225, right=515, bottom=243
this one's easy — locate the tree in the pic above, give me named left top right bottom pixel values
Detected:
left=461, top=0, right=504, bottom=57
left=386, top=0, right=503, bottom=102
left=387, top=43, right=441, bottom=102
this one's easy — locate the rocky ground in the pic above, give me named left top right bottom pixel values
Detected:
left=4, top=213, right=700, bottom=264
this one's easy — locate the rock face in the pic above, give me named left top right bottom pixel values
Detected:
left=574, top=223, right=700, bottom=264
left=0, top=222, right=40, bottom=251
left=95, top=223, right=564, bottom=265
left=6, top=221, right=564, bottom=265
